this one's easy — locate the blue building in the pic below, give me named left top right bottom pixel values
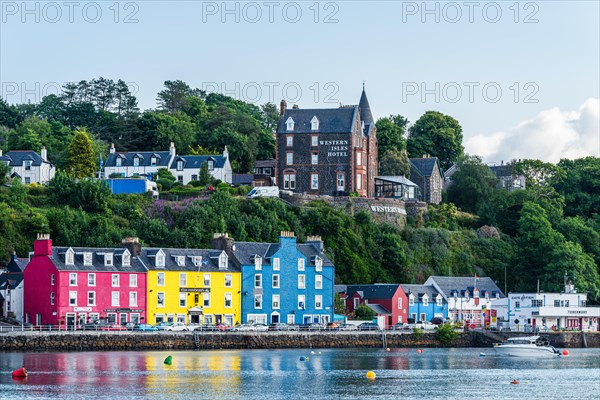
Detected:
left=400, top=284, right=448, bottom=322
left=212, top=232, right=334, bottom=325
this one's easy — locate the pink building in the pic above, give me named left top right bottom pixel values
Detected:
left=24, top=235, right=148, bottom=328
left=343, top=284, right=409, bottom=328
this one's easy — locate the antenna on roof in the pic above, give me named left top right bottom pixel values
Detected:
left=362, top=80, right=366, bottom=90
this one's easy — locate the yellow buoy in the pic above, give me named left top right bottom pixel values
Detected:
left=366, top=371, right=376, bottom=380
left=386, top=347, right=391, bottom=352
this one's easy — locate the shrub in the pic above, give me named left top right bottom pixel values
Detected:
left=354, top=304, right=376, bottom=320
left=436, top=323, right=459, bottom=344
left=413, top=327, right=424, bottom=340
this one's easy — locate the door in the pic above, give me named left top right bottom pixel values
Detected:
left=120, top=313, right=127, bottom=325
left=190, top=314, right=200, bottom=324
left=271, top=313, right=280, bottom=324
left=303, top=316, right=311, bottom=324
left=287, top=314, right=295, bottom=324
left=215, top=315, right=223, bottom=324
left=107, top=313, right=116, bottom=323
left=78, top=313, right=87, bottom=328
left=66, top=313, right=76, bottom=330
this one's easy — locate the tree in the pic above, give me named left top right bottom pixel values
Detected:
left=446, top=155, right=499, bottom=213
left=0, top=98, right=22, bottom=128
left=156, top=80, right=205, bottom=113
left=354, top=303, right=376, bottom=320
left=436, top=323, right=459, bottom=344
left=68, top=129, right=96, bottom=178
left=379, top=148, right=410, bottom=176
left=154, top=112, right=196, bottom=152
left=334, top=293, right=346, bottom=315
left=514, top=159, right=566, bottom=200
left=0, top=161, right=10, bottom=185
left=375, top=115, right=409, bottom=156
left=198, top=162, right=212, bottom=185
left=407, top=111, right=464, bottom=170
left=554, top=157, right=600, bottom=218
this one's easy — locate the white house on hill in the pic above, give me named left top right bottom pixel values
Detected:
left=0, top=148, right=55, bottom=185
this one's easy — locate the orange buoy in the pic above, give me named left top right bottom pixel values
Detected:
left=416, top=349, right=423, bottom=353
left=11, top=367, right=27, bottom=378
left=562, top=350, right=570, bottom=356
left=510, top=380, right=520, bottom=385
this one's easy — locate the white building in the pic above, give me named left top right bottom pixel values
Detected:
left=425, top=276, right=504, bottom=327
left=0, top=148, right=56, bottom=184
left=0, top=255, right=26, bottom=322
left=170, top=147, right=232, bottom=185
left=492, top=282, right=600, bottom=332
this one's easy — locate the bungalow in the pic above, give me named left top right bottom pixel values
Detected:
left=0, top=255, right=26, bottom=322
left=0, top=148, right=55, bottom=184
left=400, top=284, right=447, bottom=322
left=344, top=284, right=408, bottom=328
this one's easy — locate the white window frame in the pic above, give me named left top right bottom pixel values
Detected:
left=84, top=252, right=92, bottom=266
left=286, top=117, right=294, bottom=131
left=157, top=292, right=165, bottom=308
left=179, top=292, right=186, bottom=308
left=130, top=292, right=138, bottom=307
left=255, top=256, right=262, bottom=270
left=177, top=160, right=184, bottom=171
left=311, top=135, right=318, bottom=147
left=311, top=116, right=319, bottom=130
left=272, top=274, right=280, bottom=289
left=203, top=292, right=210, bottom=308
left=409, top=295, right=415, bottom=306
left=298, top=295, right=305, bottom=310
left=69, top=273, right=77, bottom=286
left=123, top=252, right=131, bottom=267
left=130, top=274, right=137, bottom=287
left=311, top=153, right=318, bottom=165
left=272, top=258, right=280, bottom=271
left=51, top=274, right=55, bottom=286
left=50, top=292, right=55, bottom=305
left=157, top=272, right=165, bottom=287
left=255, top=274, right=262, bottom=288
left=88, top=273, right=96, bottom=287
left=315, top=295, right=323, bottom=309
left=69, top=291, right=77, bottom=306
left=357, top=152, right=362, bottom=166
left=311, top=173, right=319, bottom=190
left=254, top=294, right=263, bottom=309
left=112, top=274, right=120, bottom=287
left=177, top=256, right=185, bottom=267
left=203, top=273, right=211, bottom=287
left=315, top=275, right=322, bottom=290
left=398, top=298, right=402, bottom=309
left=225, top=293, right=232, bottom=308
left=225, top=274, right=232, bottom=287
left=66, top=249, right=74, bottom=265
left=179, top=273, right=187, bottom=287
left=286, top=152, right=293, bottom=165
left=357, top=173, right=362, bottom=190
left=315, top=257, right=323, bottom=272
left=298, top=275, right=306, bottom=289
left=272, top=294, right=280, bottom=309
left=156, top=253, right=165, bottom=267
left=105, top=253, right=113, bottom=266
left=111, top=291, right=120, bottom=307
left=133, top=157, right=140, bottom=167
left=88, top=291, right=96, bottom=306
left=298, top=258, right=305, bottom=271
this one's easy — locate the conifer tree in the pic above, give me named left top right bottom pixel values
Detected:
left=68, top=128, right=96, bottom=178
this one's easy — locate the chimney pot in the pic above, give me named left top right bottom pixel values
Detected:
left=121, top=237, right=141, bottom=256
left=292, top=104, right=299, bottom=109
left=110, top=143, right=116, bottom=154
left=279, top=99, right=287, bottom=116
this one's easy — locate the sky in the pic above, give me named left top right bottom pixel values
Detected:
left=1, top=0, right=599, bottom=164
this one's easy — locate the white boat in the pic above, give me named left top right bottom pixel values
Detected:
left=494, top=335, right=561, bottom=357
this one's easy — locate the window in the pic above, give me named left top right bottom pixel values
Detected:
left=273, top=258, right=280, bottom=270
left=219, top=253, right=228, bottom=269
left=157, top=292, right=165, bottom=307
left=25, top=177, right=31, bottom=184
left=298, top=275, right=306, bottom=289
left=177, top=175, right=183, bottom=183
left=130, top=292, right=138, bottom=307
left=315, top=257, right=322, bottom=272
left=116, top=158, right=122, bottom=167
left=255, top=274, right=262, bottom=288
left=105, top=253, right=113, bottom=266
left=311, top=173, right=319, bottom=190
left=514, top=301, right=520, bottom=308
left=408, top=295, right=415, bottom=306
left=273, top=294, right=280, bottom=309
left=357, top=173, right=362, bottom=190
left=357, top=152, right=362, bottom=166
left=179, top=273, right=187, bottom=287
left=150, top=156, right=157, bottom=166
left=422, top=296, right=429, bottom=307
left=177, top=160, right=184, bottom=171
left=283, top=173, right=296, bottom=190
left=66, top=250, right=74, bottom=265
left=69, top=291, right=77, bottom=306
left=191, top=174, right=198, bottom=181
left=24, top=160, right=32, bottom=171
left=254, top=295, right=263, bottom=309
left=51, top=274, right=55, bottom=285
left=315, top=275, right=322, bottom=289
left=353, top=298, right=359, bottom=309
left=255, top=256, right=262, bottom=270
left=397, top=298, right=402, bottom=309
left=69, top=273, right=77, bottom=286
left=298, top=258, right=305, bottom=271
left=311, top=116, right=319, bottom=130
left=123, top=252, right=131, bottom=267
left=554, top=300, right=560, bottom=307
left=203, top=292, right=210, bottom=307
left=179, top=292, right=186, bottom=308
left=298, top=295, right=305, bottom=310
left=315, top=295, right=322, bottom=309
left=88, top=273, right=96, bottom=286
left=193, top=256, right=202, bottom=267
left=531, top=299, right=543, bottom=307
left=177, top=256, right=185, bottom=267
left=225, top=293, right=232, bottom=308
left=112, top=292, right=120, bottom=306
left=50, top=292, right=55, bottom=305
left=286, top=117, right=294, bottom=131
left=337, top=173, right=345, bottom=191
left=157, top=273, right=165, bottom=286
left=84, top=252, right=92, bottom=266
left=133, top=157, right=140, bottom=167
left=112, top=274, right=120, bottom=287
left=311, top=153, right=318, bottom=165
left=130, top=275, right=137, bottom=287
left=156, top=253, right=165, bottom=267
left=207, top=160, right=214, bottom=170
left=286, top=135, right=293, bottom=147
left=204, top=274, right=211, bottom=287
left=225, top=274, right=232, bottom=287
left=272, top=274, right=280, bottom=288
left=88, top=291, right=95, bottom=306
left=436, top=296, right=442, bottom=306
left=311, top=135, right=318, bottom=147
left=286, top=152, right=293, bottom=165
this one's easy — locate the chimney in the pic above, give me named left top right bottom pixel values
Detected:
left=170, top=142, right=176, bottom=157
left=34, top=233, right=52, bottom=256
left=223, top=145, right=229, bottom=159
left=565, top=280, right=576, bottom=294
left=110, top=143, right=115, bottom=154
left=0, top=149, right=3, bottom=157
left=121, top=237, right=141, bottom=256
left=292, top=104, right=299, bottom=109
left=279, top=99, right=287, bottom=116
left=306, top=235, right=323, bottom=252
left=41, top=146, right=47, bottom=161
left=211, top=233, right=235, bottom=256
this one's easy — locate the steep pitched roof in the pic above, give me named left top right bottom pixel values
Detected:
left=367, top=303, right=391, bottom=315
left=0, top=150, right=50, bottom=167
left=232, top=174, right=253, bottom=186
left=170, top=155, right=226, bottom=170
left=489, top=165, right=514, bottom=178
left=345, top=284, right=401, bottom=300
left=0, top=272, right=24, bottom=289
left=375, top=176, right=419, bottom=187
left=6, top=256, right=27, bottom=273
left=424, top=276, right=504, bottom=299
left=139, top=248, right=239, bottom=272
left=255, top=159, right=276, bottom=168
left=400, top=284, right=442, bottom=299
left=105, top=151, right=171, bottom=168
left=277, top=106, right=358, bottom=134
left=409, top=157, right=444, bottom=178
left=358, top=89, right=375, bottom=136
left=232, top=241, right=334, bottom=267
left=50, top=247, right=146, bottom=273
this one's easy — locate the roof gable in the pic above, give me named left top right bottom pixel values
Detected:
left=277, top=107, right=359, bottom=134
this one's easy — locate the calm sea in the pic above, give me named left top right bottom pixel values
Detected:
left=0, top=348, right=599, bottom=399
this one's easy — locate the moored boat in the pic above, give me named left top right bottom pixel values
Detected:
left=494, top=335, right=561, bottom=357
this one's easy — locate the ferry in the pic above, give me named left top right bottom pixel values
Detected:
left=494, top=335, right=561, bottom=357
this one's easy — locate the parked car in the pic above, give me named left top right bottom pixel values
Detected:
left=135, top=324, right=158, bottom=332
left=232, top=324, right=256, bottom=332
left=252, top=323, right=269, bottom=331
left=358, top=322, right=381, bottom=331
left=155, top=322, right=171, bottom=331
left=101, top=324, right=128, bottom=331
left=410, top=321, right=437, bottom=330
left=326, top=322, right=340, bottom=330
left=338, top=324, right=359, bottom=331
left=269, top=323, right=296, bottom=331
left=391, top=323, right=411, bottom=331
left=430, top=317, right=444, bottom=325
left=122, top=322, right=137, bottom=330
left=82, top=320, right=111, bottom=331
left=166, top=322, right=189, bottom=332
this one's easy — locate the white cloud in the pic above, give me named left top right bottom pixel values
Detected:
left=466, top=98, right=600, bottom=164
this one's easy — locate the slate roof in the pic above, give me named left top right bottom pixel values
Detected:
left=170, top=155, right=226, bottom=170
left=0, top=150, right=51, bottom=167
left=139, top=248, right=239, bottom=272
left=255, top=159, right=276, bottom=168
left=232, top=241, right=334, bottom=267
left=345, top=284, right=401, bottom=300
left=367, top=303, right=391, bottom=315
left=50, top=247, right=146, bottom=273
left=400, top=284, right=442, bottom=300
left=410, top=157, right=444, bottom=178
left=277, top=106, right=358, bottom=134
left=105, top=151, right=172, bottom=168
left=359, top=89, right=375, bottom=136
left=5, top=256, right=27, bottom=273
left=232, top=174, right=253, bottom=186
left=489, top=165, right=514, bottom=178
left=424, top=276, right=504, bottom=299
left=0, top=273, right=24, bottom=289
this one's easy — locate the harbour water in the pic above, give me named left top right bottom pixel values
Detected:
left=1, top=348, right=599, bottom=399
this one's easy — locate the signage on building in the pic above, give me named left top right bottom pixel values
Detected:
left=73, top=307, right=92, bottom=312
left=103, top=308, right=143, bottom=313
left=180, top=288, right=210, bottom=293
left=370, top=205, right=407, bottom=215
left=319, top=139, right=349, bottom=158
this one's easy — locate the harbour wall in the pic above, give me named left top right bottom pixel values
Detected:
left=0, top=331, right=598, bottom=352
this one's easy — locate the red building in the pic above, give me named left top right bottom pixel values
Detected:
left=24, top=235, right=147, bottom=328
left=344, top=284, right=408, bottom=328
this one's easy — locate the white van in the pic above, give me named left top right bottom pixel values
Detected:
left=247, top=186, right=279, bottom=199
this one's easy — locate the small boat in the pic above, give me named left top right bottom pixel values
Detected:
left=494, top=335, right=560, bottom=357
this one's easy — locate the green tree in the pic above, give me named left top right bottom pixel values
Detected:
left=379, top=148, right=411, bottom=176
left=0, top=98, right=22, bottom=128
left=446, top=155, right=499, bottom=213
left=0, top=161, right=10, bottom=185
left=154, top=112, right=196, bottom=152
left=436, top=323, right=459, bottom=344
left=68, top=128, right=96, bottom=178
left=334, top=292, right=346, bottom=315
left=407, top=111, right=464, bottom=170
left=156, top=80, right=205, bottom=113
left=199, top=161, right=212, bottom=185
left=513, top=159, right=566, bottom=200
left=354, top=303, right=376, bottom=320
left=375, top=114, right=409, bottom=156
left=554, top=157, right=600, bottom=218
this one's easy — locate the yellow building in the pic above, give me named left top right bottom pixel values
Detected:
left=141, top=247, right=241, bottom=326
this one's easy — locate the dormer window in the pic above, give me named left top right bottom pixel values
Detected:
left=422, top=295, right=429, bottom=307
left=66, top=248, right=74, bottom=265
left=286, top=117, right=295, bottom=131
left=495, top=292, right=500, bottom=299
left=105, top=253, right=113, bottom=266
left=474, top=289, right=479, bottom=298
left=177, top=160, right=184, bottom=171
left=207, top=160, right=214, bottom=170
left=436, top=295, right=443, bottom=306
left=311, top=116, right=319, bottom=130
left=156, top=250, right=165, bottom=268
left=116, top=157, right=122, bottom=167
left=408, top=294, right=415, bottom=306
left=176, top=256, right=185, bottom=267
left=122, top=250, right=131, bottom=267
left=219, top=252, right=228, bottom=270
left=193, top=256, right=202, bottom=267
left=83, top=252, right=92, bottom=266
left=150, top=156, right=157, bottom=166
left=24, top=160, right=32, bottom=171
left=254, top=256, right=262, bottom=270
left=133, top=157, right=140, bottom=167
left=315, top=256, right=323, bottom=272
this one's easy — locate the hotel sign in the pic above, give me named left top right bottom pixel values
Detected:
left=370, top=205, right=407, bottom=215
left=180, top=288, right=210, bottom=293
left=73, top=307, right=92, bottom=312
left=320, top=139, right=349, bottom=158
left=104, top=308, right=143, bottom=313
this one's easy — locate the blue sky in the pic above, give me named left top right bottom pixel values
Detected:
left=1, top=0, right=599, bottom=163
